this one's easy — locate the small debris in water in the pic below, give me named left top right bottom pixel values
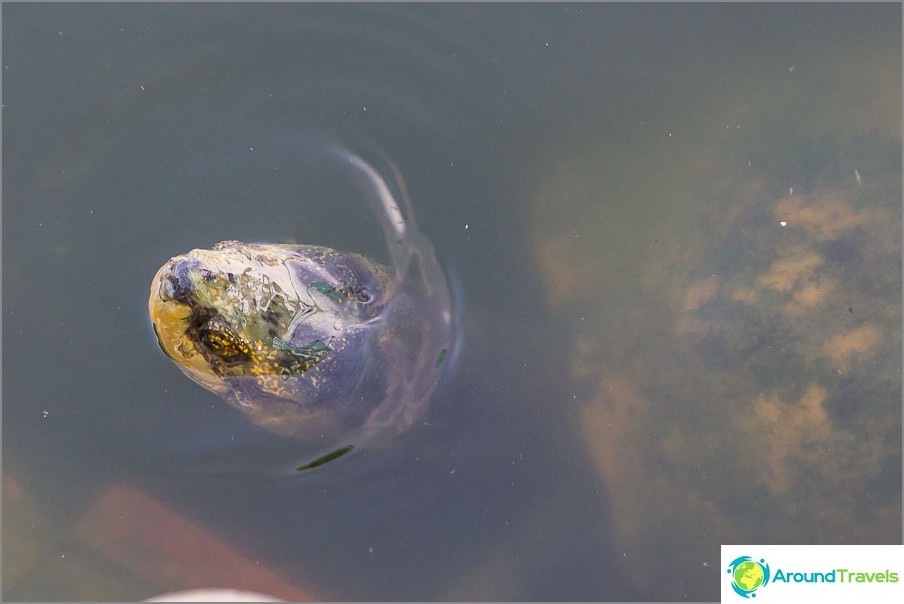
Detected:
left=854, top=169, right=862, bottom=187
left=435, top=348, right=448, bottom=367
left=296, top=444, right=354, bottom=472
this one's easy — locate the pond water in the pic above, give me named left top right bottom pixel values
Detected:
left=3, top=3, right=900, bottom=601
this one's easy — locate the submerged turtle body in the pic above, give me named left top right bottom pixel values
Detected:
left=149, top=152, right=453, bottom=452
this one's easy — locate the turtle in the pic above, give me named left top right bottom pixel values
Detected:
left=149, top=150, right=454, bottom=469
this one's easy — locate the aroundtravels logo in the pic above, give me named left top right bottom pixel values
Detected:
left=726, top=556, right=771, bottom=598
left=722, top=545, right=903, bottom=603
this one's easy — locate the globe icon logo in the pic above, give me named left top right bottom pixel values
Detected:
left=726, top=556, right=771, bottom=598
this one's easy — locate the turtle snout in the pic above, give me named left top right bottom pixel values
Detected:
left=160, top=258, right=195, bottom=303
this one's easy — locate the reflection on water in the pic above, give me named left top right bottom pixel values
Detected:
left=3, top=3, right=900, bottom=601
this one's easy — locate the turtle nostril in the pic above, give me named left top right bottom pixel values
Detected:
left=159, top=276, right=177, bottom=301
left=161, top=259, right=194, bottom=303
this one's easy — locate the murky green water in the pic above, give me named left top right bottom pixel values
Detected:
left=3, top=4, right=900, bottom=601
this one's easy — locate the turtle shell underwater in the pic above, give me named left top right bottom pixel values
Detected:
left=149, top=151, right=454, bottom=468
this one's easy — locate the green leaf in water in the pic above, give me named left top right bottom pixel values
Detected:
left=296, top=444, right=355, bottom=472
left=435, top=347, right=448, bottom=367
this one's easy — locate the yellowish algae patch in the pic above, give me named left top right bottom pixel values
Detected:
left=526, top=33, right=900, bottom=597
left=579, top=376, right=738, bottom=598
left=774, top=194, right=885, bottom=241
left=533, top=172, right=900, bottom=599
left=756, top=248, right=824, bottom=293
left=823, top=324, right=882, bottom=374
left=746, top=383, right=833, bottom=493
left=682, top=275, right=719, bottom=311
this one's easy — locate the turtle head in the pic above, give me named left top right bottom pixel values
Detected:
left=150, top=241, right=334, bottom=395
left=149, top=240, right=398, bottom=439
left=149, top=241, right=358, bottom=393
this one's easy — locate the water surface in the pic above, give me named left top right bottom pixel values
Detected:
left=3, top=4, right=900, bottom=601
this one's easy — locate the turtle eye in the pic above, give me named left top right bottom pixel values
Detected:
left=198, top=317, right=248, bottom=359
